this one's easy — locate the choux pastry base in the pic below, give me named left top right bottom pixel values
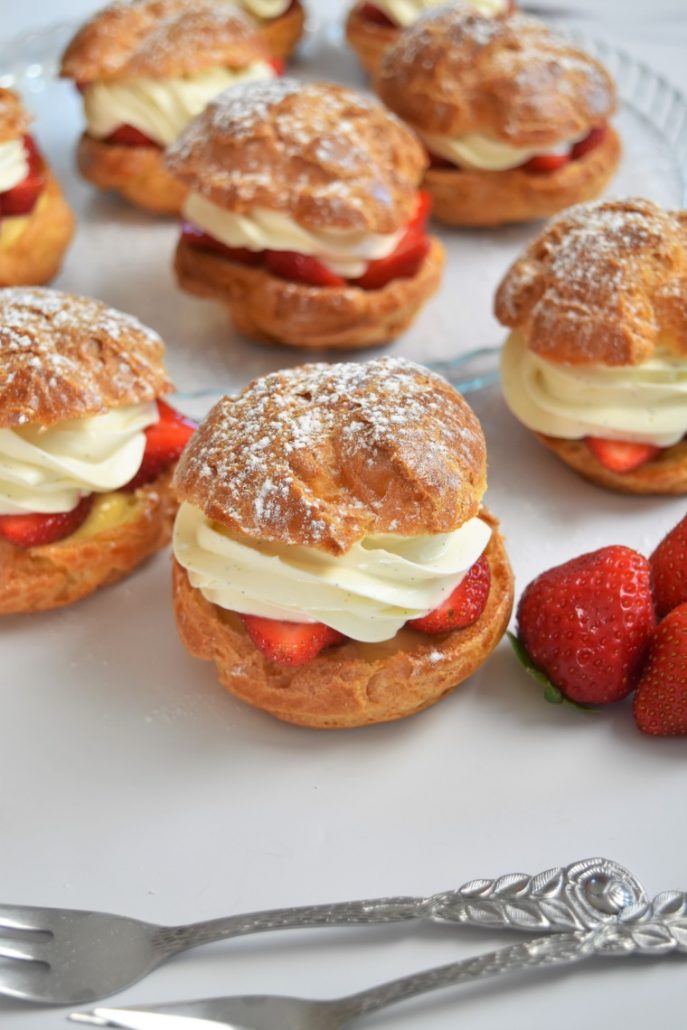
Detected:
left=0, top=470, right=177, bottom=616
left=345, top=5, right=396, bottom=75
left=0, top=174, right=75, bottom=286
left=174, top=236, right=445, bottom=349
left=77, top=133, right=186, bottom=215
left=172, top=514, right=514, bottom=729
left=535, top=434, right=687, bottom=496
left=425, top=127, right=621, bottom=227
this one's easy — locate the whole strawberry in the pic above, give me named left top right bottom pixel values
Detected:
left=516, top=546, right=656, bottom=705
left=633, top=603, right=687, bottom=736
left=650, top=512, right=687, bottom=617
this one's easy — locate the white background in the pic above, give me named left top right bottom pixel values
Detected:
left=2, top=2, right=687, bottom=1029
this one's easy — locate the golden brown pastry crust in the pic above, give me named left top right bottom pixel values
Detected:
left=77, top=132, right=186, bottom=214
left=0, top=173, right=75, bottom=288
left=345, top=5, right=397, bottom=75
left=165, top=79, right=428, bottom=233
left=425, top=125, right=620, bottom=227
left=259, top=0, right=305, bottom=58
left=0, top=470, right=177, bottom=616
left=172, top=514, right=514, bottom=728
left=376, top=8, right=616, bottom=146
left=0, top=287, right=171, bottom=429
left=535, top=434, right=687, bottom=496
left=0, top=88, right=31, bottom=143
left=495, top=197, right=687, bottom=365
left=61, top=0, right=269, bottom=82
left=174, top=354, right=485, bottom=555
left=173, top=234, right=444, bottom=351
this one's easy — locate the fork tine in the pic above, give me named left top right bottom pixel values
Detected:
left=0, top=961, right=52, bottom=1001
left=0, top=940, right=47, bottom=962
left=0, top=903, right=48, bottom=931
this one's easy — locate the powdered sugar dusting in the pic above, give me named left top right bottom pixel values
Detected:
left=176, top=358, right=486, bottom=552
left=0, top=287, right=170, bottom=427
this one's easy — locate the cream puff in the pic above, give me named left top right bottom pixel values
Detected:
left=0, top=89, right=74, bottom=286
left=496, top=198, right=687, bottom=494
left=165, top=79, right=444, bottom=350
left=60, top=0, right=280, bottom=215
left=376, top=6, right=620, bottom=226
left=346, top=0, right=512, bottom=76
left=232, top=0, right=305, bottom=60
left=0, top=288, right=196, bottom=614
left=171, top=357, right=514, bottom=728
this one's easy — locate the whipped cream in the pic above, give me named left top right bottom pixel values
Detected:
left=183, top=192, right=404, bottom=277
left=421, top=130, right=584, bottom=171
left=501, top=331, right=687, bottom=447
left=174, top=501, right=492, bottom=643
left=234, top=0, right=292, bottom=18
left=0, top=402, right=159, bottom=515
left=371, top=0, right=507, bottom=28
left=84, top=63, right=275, bottom=147
left=0, top=138, right=29, bottom=193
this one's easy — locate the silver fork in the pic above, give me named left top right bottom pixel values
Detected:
left=71, top=888, right=687, bottom=1030
left=0, top=858, right=643, bottom=1005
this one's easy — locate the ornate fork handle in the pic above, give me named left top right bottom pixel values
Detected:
left=340, top=891, right=687, bottom=1022
left=152, top=858, right=646, bottom=956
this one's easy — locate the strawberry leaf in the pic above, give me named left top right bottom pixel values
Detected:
left=507, top=632, right=597, bottom=713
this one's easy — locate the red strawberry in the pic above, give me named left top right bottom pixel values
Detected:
left=633, top=603, right=687, bottom=736
left=427, top=151, right=457, bottom=170
left=571, top=126, right=607, bottom=160
left=359, top=3, right=396, bottom=26
left=521, top=152, right=570, bottom=174
left=0, top=495, right=93, bottom=549
left=515, top=546, right=656, bottom=705
left=241, top=615, right=346, bottom=666
left=1, top=171, right=44, bottom=216
left=650, top=513, right=687, bottom=617
left=106, top=124, right=159, bottom=148
left=124, top=399, right=196, bottom=491
left=585, top=436, right=662, bottom=472
left=22, top=134, right=42, bottom=175
left=268, top=56, right=285, bottom=74
left=408, top=556, right=491, bottom=634
left=181, top=222, right=264, bottom=265
left=354, top=192, right=431, bottom=290
left=264, top=250, right=346, bottom=288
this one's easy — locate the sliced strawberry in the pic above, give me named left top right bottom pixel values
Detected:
left=22, top=134, right=42, bottom=175
left=181, top=222, right=264, bottom=265
left=106, top=124, right=160, bottom=148
left=0, top=495, right=94, bottom=549
left=1, top=171, right=44, bottom=216
left=268, top=56, right=285, bottom=75
left=359, top=2, right=396, bottom=26
left=585, top=436, right=662, bottom=473
left=241, top=615, right=346, bottom=666
left=408, top=556, right=491, bottom=634
left=124, top=399, right=196, bottom=491
left=521, top=152, right=570, bottom=174
left=354, top=235, right=430, bottom=291
left=75, top=81, right=89, bottom=94
left=264, top=250, right=346, bottom=287
left=570, top=125, right=607, bottom=160
left=428, top=151, right=457, bottom=170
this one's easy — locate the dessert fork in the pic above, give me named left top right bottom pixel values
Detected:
left=0, top=858, right=642, bottom=1005
left=71, top=886, right=687, bottom=1030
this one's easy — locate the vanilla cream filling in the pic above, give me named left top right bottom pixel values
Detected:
left=501, top=331, right=687, bottom=447
left=0, top=138, right=29, bottom=193
left=183, top=192, right=405, bottom=278
left=234, top=0, right=292, bottom=18
left=174, top=501, right=492, bottom=643
left=370, top=0, right=507, bottom=28
left=83, top=63, right=275, bottom=147
left=422, top=130, right=584, bottom=171
left=0, top=402, right=159, bottom=515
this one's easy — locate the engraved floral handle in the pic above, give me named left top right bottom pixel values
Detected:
left=150, top=858, right=646, bottom=958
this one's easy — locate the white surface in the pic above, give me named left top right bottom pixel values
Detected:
left=2, top=2, right=687, bottom=1030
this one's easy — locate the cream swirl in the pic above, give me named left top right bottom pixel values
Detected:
left=183, top=192, right=405, bottom=277
left=421, top=130, right=584, bottom=171
left=0, top=138, right=29, bottom=193
left=370, top=0, right=507, bottom=28
left=234, top=0, right=292, bottom=17
left=83, top=63, right=275, bottom=147
left=0, top=402, right=159, bottom=515
left=500, top=331, right=687, bottom=447
left=173, top=501, right=492, bottom=643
